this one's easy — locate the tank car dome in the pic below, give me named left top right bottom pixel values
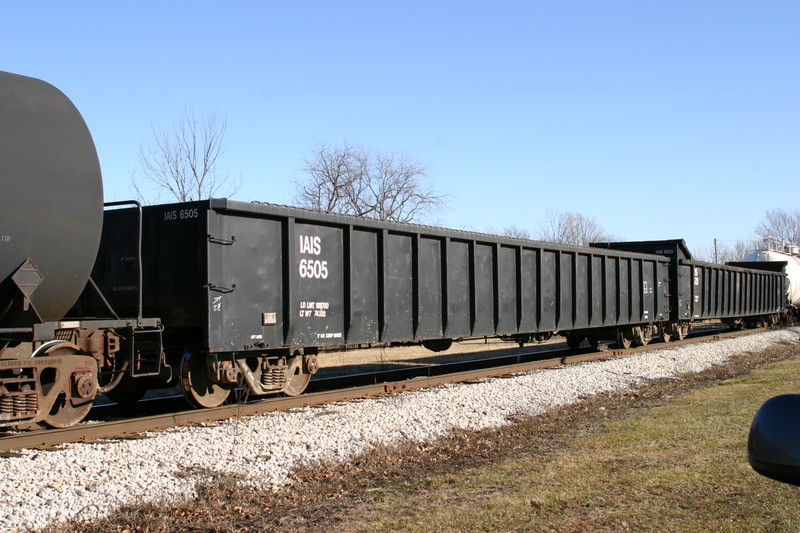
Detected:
left=744, top=249, right=800, bottom=307
left=0, top=71, right=103, bottom=324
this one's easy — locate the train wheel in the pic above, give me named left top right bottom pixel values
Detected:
left=103, top=374, right=148, bottom=405
left=633, top=326, right=652, bottom=347
left=615, top=329, right=632, bottom=349
left=180, top=345, right=231, bottom=408
left=658, top=323, right=672, bottom=342
left=44, top=391, right=94, bottom=428
left=283, top=355, right=311, bottom=397
left=37, top=342, right=95, bottom=428
left=565, top=333, right=585, bottom=349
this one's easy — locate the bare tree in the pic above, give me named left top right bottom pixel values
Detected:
left=294, top=142, right=361, bottom=213
left=535, top=210, right=611, bottom=247
left=294, top=143, right=444, bottom=223
left=134, top=108, right=238, bottom=203
left=502, top=225, right=533, bottom=240
left=729, top=239, right=756, bottom=261
left=694, top=239, right=756, bottom=263
left=755, top=208, right=800, bottom=244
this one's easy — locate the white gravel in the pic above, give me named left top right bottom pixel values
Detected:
left=2, top=327, right=798, bottom=532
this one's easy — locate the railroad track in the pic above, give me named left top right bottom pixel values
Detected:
left=0, top=326, right=765, bottom=453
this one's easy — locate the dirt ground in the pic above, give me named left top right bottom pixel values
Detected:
left=313, top=336, right=565, bottom=377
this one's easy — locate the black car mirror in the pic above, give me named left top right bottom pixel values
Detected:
left=748, top=394, right=800, bottom=486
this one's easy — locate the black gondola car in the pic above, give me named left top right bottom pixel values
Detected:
left=592, top=240, right=788, bottom=336
left=89, top=199, right=674, bottom=406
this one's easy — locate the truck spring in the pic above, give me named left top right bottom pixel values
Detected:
left=26, top=394, right=37, bottom=413
left=14, top=394, right=35, bottom=415
left=0, top=396, right=13, bottom=414
left=261, top=366, right=286, bottom=388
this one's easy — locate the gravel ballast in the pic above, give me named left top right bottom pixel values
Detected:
left=2, top=328, right=798, bottom=532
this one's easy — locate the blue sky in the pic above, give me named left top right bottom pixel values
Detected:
left=2, top=1, right=798, bottom=254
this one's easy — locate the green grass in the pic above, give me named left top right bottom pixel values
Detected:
left=358, top=352, right=800, bottom=532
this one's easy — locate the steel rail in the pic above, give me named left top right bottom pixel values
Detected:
left=0, top=327, right=767, bottom=453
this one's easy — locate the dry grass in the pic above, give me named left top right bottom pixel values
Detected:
left=47, top=340, right=800, bottom=532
